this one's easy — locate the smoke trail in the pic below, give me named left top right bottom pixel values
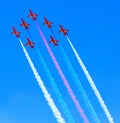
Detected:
left=36, top=47, right=75, bottom=123
left=50, top=29, right=100, bottom=122
left=26, top=29, right=74, bottom=122
left=35, top=22, right=89, bottom=123
left=59, top=45, right=101, bottom=123
left=66, top=36, right=114, bottom=123
left=51, top=28, right=56, bottom=38
left=27, top=30, right=33, bottom=40
left=18, top=38, right=66, bottom=123
left=50, top=28, right=100, bottom=122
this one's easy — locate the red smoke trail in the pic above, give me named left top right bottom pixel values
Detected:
left=35, top=22, right=89, bottom=123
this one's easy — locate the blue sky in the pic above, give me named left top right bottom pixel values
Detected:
left=0, top=0, right=120, bottom=123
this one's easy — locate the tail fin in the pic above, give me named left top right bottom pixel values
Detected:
left=54, top=43, right=58, bottom=46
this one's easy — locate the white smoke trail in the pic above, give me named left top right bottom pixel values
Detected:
left=36, top=23, right=89, bottom=123
left=36, top=47, right=75, bottom=123
left=66, top=36, right=114, bottom=123
left=19, top=38, right=66, bottom=123
left=59, top=45, right=100, bottom=123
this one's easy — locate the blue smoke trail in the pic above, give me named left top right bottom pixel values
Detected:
left=18, top=38, right=66, bottom=123
left=27, top=30, right=33, bottom=40
left=50, top=30, right=101, bottom=123
left=59, top=45, right=100, bottom=123
left=25, top=30, right=74, bottom=123
left=36, top=23, right=89, bottom=123
left=66, top=36, right=114, bottom=123
left=51, top=28, right=56, bottom=38
left=36, top=47, right=75, bottom=123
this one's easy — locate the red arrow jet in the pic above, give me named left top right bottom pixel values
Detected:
left=43, top=17, right=53, bottom=28
left=49, top=35, right=58, bottom=46
left=28, top=9, right=38, bottom=20
left=20, top=18, right=30, bottom=29
left=58, top=25, right=69, bottom=35
left=26, top=37, right=35, bottom=48
left=11, top=26, right=20, bottom=38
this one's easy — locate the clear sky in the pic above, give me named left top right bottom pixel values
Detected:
left=0, top=0, right=120, bottom=123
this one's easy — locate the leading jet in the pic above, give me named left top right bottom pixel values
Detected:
left=28, top=9, right=38, bottom=20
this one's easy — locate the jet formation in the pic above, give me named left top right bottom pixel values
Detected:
left=12, top=9, right=69, bottom=48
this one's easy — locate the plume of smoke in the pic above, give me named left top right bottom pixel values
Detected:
left=36, top=47, right=75, bottom=123
left=35, top=22, right=89, bottom=123
left=50, top=28, right=100, bottom=122
left=59, top=44, right=101, bottom=123
left=25, top=28, right=74, bottom=123
left=19, top=38, right=66, bottom=123
left=66, top=36, right=114, bottom=123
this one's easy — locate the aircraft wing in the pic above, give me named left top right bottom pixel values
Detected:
left=25, top=42, right=29, bottom=46
left=59, top=29, right=62, bottom=33
left=11, top=31, right=15, bottom=34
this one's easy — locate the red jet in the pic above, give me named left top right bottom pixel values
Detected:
left=58, top=25, right=69, bottom=35
left=43, top=17, right=53, bottom=28
left=20, top=18, right=30, bottom=29
left=11, top=26, right=20, bottom=38
left=28, top=9, right=38, bottom=20
left=26, top=37, right=35, bottom=48
left=49, top=35, right=58, bottom=46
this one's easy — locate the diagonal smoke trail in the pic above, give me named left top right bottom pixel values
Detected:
left=51, top=28, right=56, bottom=38
left=59, top=44, right=101, bottom=123
left=50, top=29, right=100, bottom=122
left=26, top=29, right=74, bottom=122
left=27, top=30, right=33, bottom=40
left=66, top=36, right=114, bottom=123
left=35, top=22, right=89, bottom=123
left=19, top=38, right=66, bottom=123
left=36, top=47, right=75, bottom=123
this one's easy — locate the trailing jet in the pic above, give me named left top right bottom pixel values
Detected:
left=49, top=35, right=58, bottom=46
left=11, top=26, right=20, bottom=38
left=43, top=17, right=53, bottom=28
left=20, top=18, right=30, bottom=29
left=28, top=9, right=38, bottom=20
left=26, top=37, right=35, bottom=48
left=58, top=25, right=69, bottom=35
